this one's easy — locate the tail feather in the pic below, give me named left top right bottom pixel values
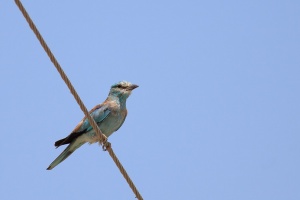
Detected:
left=54, top=130, right=86, bottom=148
left=47, top=141, right=85, bottom=170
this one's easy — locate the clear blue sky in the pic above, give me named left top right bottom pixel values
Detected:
left=1, top=1, right=299, bottom=199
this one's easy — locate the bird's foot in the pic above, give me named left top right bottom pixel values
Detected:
left=97, top=134, right=110, bottom=151
left=102, top=141, right=111, bottom=151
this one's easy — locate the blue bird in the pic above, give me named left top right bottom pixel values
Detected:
left=47, top=81, right=138, bottom=170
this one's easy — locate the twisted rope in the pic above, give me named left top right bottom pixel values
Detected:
left=14, top=1, right=143, bottom=199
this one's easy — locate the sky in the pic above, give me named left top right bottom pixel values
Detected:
left=1, top=1, right=299, bottom=199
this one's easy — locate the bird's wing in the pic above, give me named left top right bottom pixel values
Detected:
left=78, top=103, right=111, bottom=132
left=54, top=103, right=111, bottom=147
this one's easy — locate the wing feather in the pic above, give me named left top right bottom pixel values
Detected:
left=55, top=103, right=111, bottom=147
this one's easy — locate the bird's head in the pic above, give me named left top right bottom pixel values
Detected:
left=108, top=81, right=138, bottom=100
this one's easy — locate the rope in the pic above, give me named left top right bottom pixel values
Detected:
left=14, top=1, right=143, bottom=199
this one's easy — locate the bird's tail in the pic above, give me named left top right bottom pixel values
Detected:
left=47, top=141, right=85, bottom=170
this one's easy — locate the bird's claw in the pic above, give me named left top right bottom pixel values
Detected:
left=102, top=140, right=111, bottom=151
left=98, top=134, right=110, bottom=151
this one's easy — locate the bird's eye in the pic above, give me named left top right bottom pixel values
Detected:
left=117, top=85, right=123, bottom=89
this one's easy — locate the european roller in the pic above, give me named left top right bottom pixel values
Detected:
left=47, top=81, right=138, bottom=170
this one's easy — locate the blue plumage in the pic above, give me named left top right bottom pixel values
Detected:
left=47, top=81, right=138, bottom=170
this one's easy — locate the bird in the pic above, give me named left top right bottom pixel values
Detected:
left=47, top=81, right=138, bottom=170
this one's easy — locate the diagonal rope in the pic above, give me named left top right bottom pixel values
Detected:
left=14, top=1, right=143, bottom=199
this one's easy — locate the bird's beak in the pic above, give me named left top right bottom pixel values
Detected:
left=129, top=84, right=139, bottom=90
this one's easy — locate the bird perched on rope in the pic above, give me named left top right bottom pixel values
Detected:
left=47, top=81, right=138, bottom=170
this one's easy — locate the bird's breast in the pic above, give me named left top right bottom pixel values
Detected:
left=98, top=108, right=127, bottom=137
